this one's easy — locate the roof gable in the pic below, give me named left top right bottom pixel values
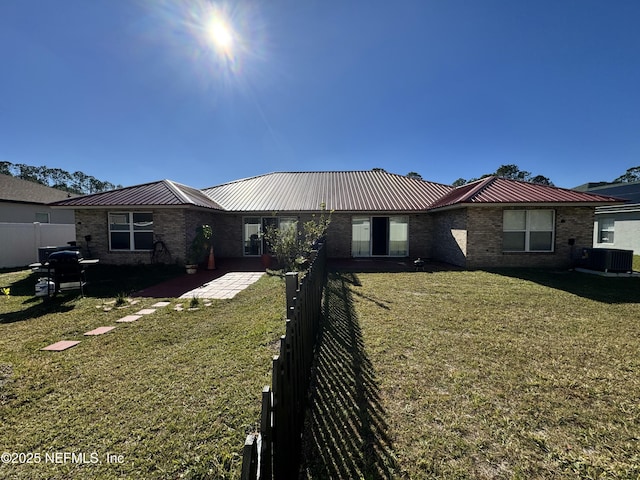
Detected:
left=0, top=174, right=74, bottom=204
left=51, top=179, right=224, bottom=210
left=49, top=172, right=624, bottom=213
left=429, top=176, right=624, bottom=210
left=202, top=171, right=454, bottom=211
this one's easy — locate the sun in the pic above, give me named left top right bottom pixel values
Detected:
left=207, top=17, right=234, bottom=52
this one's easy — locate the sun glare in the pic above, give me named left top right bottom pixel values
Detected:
left=208, top=18, right=233, bottom=50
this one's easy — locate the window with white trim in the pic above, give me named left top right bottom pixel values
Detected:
left=35, top=212, right=50, bottom=223
left=503, top=209, right=555, bottom=252
left=598, top=217, right=615, bottom=243
left=109, top=212, right=154, bottom=251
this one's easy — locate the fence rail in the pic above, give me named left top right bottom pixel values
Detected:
left=241, top=243, right=327, bottom=480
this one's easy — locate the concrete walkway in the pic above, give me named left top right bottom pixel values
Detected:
left=179, top=271, right=264, bottom=299
left=133, top=257, right=265, bottom=298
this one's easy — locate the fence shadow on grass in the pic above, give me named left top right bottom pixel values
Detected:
left=299, top=272, right=401, bottom=480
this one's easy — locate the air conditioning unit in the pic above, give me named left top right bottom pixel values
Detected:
left=579, top=248, right=633, bottom=273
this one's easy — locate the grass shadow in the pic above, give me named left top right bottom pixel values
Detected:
left=488, top=268, right=640, bottom=304
left=299, top=272, right=401, bottom=479
left=0, top=297, right=76, bottom=324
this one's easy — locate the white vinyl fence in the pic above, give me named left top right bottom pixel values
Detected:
left=0, top=223, right=76, bottom=268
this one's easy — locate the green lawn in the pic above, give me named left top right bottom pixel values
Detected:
left=0, top=268, right=285, bottom=479
left=301, top=269, right=640, bottom=479
left=634, top=254, right=640, bottom=272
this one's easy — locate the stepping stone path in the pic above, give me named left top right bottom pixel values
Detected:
left=116, top=315, right=142, bottom=323
left=84, top=326, right=116, bottom=336
left=41, top=340, right=81, bottom=351
left=42, top=303, right=169, bottom=351
left=41, top=272, right=263, bottom=352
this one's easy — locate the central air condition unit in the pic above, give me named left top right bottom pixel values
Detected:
left=579, top=248, right=634, bottom=273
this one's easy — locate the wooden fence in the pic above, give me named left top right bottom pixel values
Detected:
left=241, top=243, right=327, bottom=480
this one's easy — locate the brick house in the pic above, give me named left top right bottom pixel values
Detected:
left=51, top=170, right=622, bottom=269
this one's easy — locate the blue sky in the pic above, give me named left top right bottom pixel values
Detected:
left=1, top=0, right=639, bottom=189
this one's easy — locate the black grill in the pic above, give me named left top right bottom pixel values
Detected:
left=46, top=250, right=86, bottom=296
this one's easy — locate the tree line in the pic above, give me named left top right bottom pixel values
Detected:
left=415, top=164, right=640, bottom=187
left=0, top=161, right=122, bottom=195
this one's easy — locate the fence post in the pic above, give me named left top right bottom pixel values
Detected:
left=259, top=386, right=273, bottom=480
left=241, top=434, right=258, bottom=480
left=285, top=272, right=299, bottom=319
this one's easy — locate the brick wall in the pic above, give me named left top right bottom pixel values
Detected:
left=75, top=208, right=221, bottom=265
left=74, top=205, right=597, bottom=268
left=430, top=209, right=468, bottom=267
left=211, top=213, right=243, bottom=258
left=408, top=214, right=432, bottom=259
left=465, top=205, right=595, bottom=269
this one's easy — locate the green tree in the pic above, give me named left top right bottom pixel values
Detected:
left=0, top=161, right=12, bottom=175
left=613, top=166, right=640, bottom=183
left=529, top=174, right=554, bottom=186
left=263, top=206, right=332, bottom=272
left=406, top=171, right=422, bottom=180
left=452, top=177, right=467, bottom=187
left=452, top=164, right=553, bottom=186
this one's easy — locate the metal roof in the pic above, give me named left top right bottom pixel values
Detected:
left=201, top=171, right=455, bottom=212
left=51, top=180, right=224, bottom=210
left=430, top=176, right=624, bottom=210
left=0, top=174, right=75, bottom=204
left=575, top=181, right=640, bottom=204
left=49, top=172, right=624, bottom=213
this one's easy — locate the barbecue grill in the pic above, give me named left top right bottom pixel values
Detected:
left=46, top=250, right=87, bottom=296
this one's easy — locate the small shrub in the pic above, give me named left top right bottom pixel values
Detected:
left=190, top=296, right=201, bottom=309
left=115, top=292, right=128, bottom=307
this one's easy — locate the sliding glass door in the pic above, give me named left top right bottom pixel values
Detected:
left=351, top=216, right=408, bottom=257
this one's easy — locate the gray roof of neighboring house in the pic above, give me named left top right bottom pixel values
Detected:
left=0, top=174, right=75, bottom=204
left=51, top=179, right=224, bottom=210
left=573, top=181, right=640, bottom=204
left=201, top=171, right=454, bottom=212
left=429, top=176, right=624, bottom=210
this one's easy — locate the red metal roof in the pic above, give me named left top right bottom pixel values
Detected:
left=51, top=173, right=624, bottom=213
left=51, top=180, right=224, bottom=210
left=429, top=176, right=625, bottom=209
left=201, top=171, right=454, bottom=212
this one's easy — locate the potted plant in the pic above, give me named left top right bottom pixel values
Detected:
left=186, top=224, right=212, bottom=274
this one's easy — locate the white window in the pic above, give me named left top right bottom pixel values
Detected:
left=35, top=212, right=50, bottom=223
left=243, top=217, right=261, bottom=255
left=351, top=217, right=371, bottom=256
left=598, top=218, right=615, bottom=243
left=389, top=216, right=409, bottom=256
left=109, top=212, right=154, bottom=251
left=503, top=210, right=554, bottom=252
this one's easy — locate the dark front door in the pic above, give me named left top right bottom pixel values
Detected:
left=371, top=217, right=389, bottom=256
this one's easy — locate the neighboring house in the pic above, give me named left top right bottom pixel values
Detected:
left=0, top=174, right=77, bottom=267
left=0, top=174, right=75, bottom=224
left=51, top=170, right=622, bottom=269
left=574, top=181, right=640, bottom=254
